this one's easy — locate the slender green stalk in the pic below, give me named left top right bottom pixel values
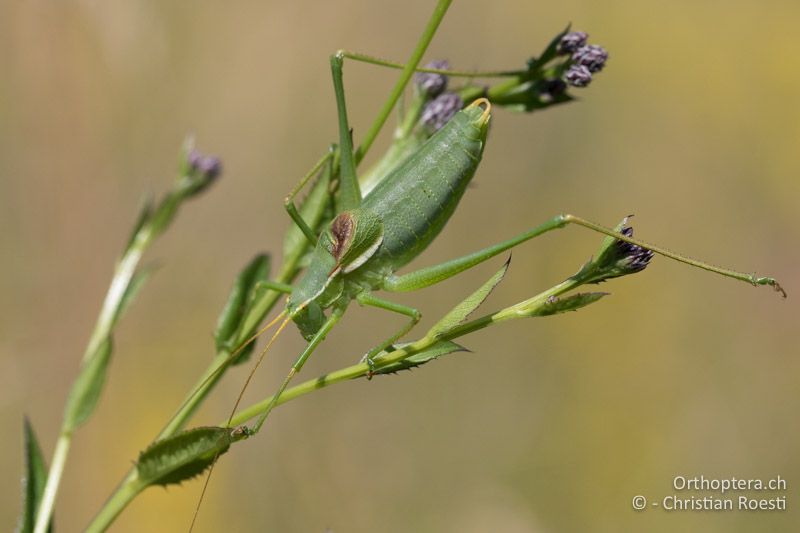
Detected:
left=86, top=152, right=330, bottom=531
left=85, top=476, right=146, bottom=533
left=34, top=177, right=206, bottom=533
left=354, top=0, right=452, bottom=164
left=85, top=269, right=291, bottom=533
left=32, top=434, right=69, bottom=533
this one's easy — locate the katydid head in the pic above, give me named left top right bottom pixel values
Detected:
left=324, top=209, right=384, bottom=276
left=286, top=208, right=384, bottom=340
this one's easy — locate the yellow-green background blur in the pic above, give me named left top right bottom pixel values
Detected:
left=1, top=1, right=798, bottom=531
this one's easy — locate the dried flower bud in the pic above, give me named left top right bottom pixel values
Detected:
left=612, top=226, right=654, bottom=275
left=564, top=64, right=592, bottom=87
left=576, top=218, right=655, bottom=284
left=420, top=92, right=463, bottom=132
left=572, top=44, right=608, bottom=73
left=558, top=31, right=589, bottom=54
left=415, top=59, right=450, bottom=98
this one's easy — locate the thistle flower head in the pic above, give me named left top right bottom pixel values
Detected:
left=572, top=44, right=609, bottom=73
left=415, top=59, right=450, bottom=98
left=420, top=92, right=463, bottom=131
left=558, top=31, right=589, bottom=54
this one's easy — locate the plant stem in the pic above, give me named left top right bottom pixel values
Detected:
left=32, top=433, right=69, bottom=533
left=34, top=207, right=163, bottom=533
left=87, top=118, right=337, bottom=532
left=84, top=287, right=289, bottom=533
left=85, top=476, right=146, bottom=533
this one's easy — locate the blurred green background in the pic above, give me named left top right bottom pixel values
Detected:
left=1, top=1, right=798, bottom=531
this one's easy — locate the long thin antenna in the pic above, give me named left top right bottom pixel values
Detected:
left=226, top=313, right=293, bottom=426
left=189, top=312, right=293, bottom=532
left=168, top=309, right=291, bottom=436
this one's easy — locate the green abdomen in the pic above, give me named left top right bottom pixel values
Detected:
left=361, top=103, right=489, bottom=269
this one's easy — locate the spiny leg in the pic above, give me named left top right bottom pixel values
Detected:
left=382, top=213, right=784, bottom=296
left=355, top=292, right=421, bottom=373
left=284, top=150, right=334, bottom=245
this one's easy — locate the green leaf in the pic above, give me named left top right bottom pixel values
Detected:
left=63, top=336, right=113, bottom=431
left=529, top=292, right=609, bottom=316
left=214, top=254, right=271, bottom=356
left=372, top=340, right=467, bottom=375
left=136, top=427, right=234, bottom=487
left=427, top=258, right=510, bottom=339
left=17, top=418, right=51, bottom=533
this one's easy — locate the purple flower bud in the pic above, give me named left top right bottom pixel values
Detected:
left=187, top=149, right=222, bottom=180
left=187, top=149, right=203, bottom=171
left=181, top=147, right=222, bottom=197
left=613, top=226, right=654, bottom=274
left=558, top=31, right=589, bottom=54
left=580, top=220, right=655, bottom=284
left=415, top=60, right=450, bottom=98
left=564, top=64, right=592, bottom=87
left=420, top=92, right=463, bottom=132
left=572, top=44, right=608, bottom=73
left=197, top=155, right=222, bottom=180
